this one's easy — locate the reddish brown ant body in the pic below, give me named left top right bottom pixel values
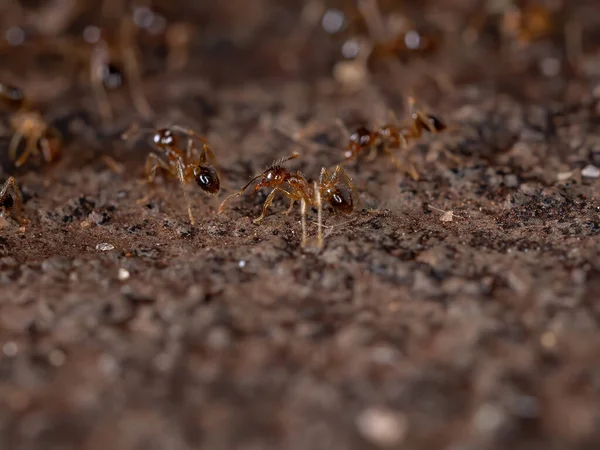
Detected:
left=341, top=97, right=446, bottom=180
left=122, top=124, right=220, bottom=225
left=0, top=83, right=61, bottom=168
left=219, top=153, right=360, bottom=248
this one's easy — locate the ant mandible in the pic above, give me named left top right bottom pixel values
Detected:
left=0, top=83, right=61, bottom=168
left=218, top=153, right=360, bottom=248
left=121, top=124, right=220, bottom=225
left=0, top=177, right=24, bottom=224
left=341, top=96, right=446, bottom=180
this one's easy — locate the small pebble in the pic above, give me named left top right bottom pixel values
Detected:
left=582, top=165, right=600, bottom=178
left=238, top=260, right=246, bottom=268
left=95, top=243, right=115, bottom=252
left=2, top=341, right=18, bottom=357
left=118, top=268, right=130, bottom=280
left=356, top=407, right=408, bottom=447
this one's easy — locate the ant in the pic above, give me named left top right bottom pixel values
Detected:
left=0, top=83, right=61, bottom=168
left=0, top=177, right=24, bottom=224
left=121, top=124, right=220, bottom=225
left=340, top=97, right=446, bottom=180
left=218, top=153, right=360, bottom=248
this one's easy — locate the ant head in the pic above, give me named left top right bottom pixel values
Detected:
left=153, top=128, right=178, bottom=148
left=256, top=166, right=288, bottom=189
left=326, top=186, right=353, bottom=215
left=349, top=127, right=373, bottom=146
left=193, top=165, right=220, bottom=194
left=426, top=114, right=446, bottom=132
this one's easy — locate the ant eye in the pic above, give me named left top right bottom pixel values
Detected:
left=194, top=166, right=220, bottom=194
left=427, top=115, right=446, bottom=132
left=0, top=194, right=13, bottom=210
left=102, top=63, right=124, bottom=89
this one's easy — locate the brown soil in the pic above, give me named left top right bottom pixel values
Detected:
left=2, top=1, right=600, bottom=449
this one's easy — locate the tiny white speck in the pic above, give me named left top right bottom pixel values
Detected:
left=341, top=39, right=361, bottom=59
left=582, top=165, right=600, bottom=178
left=404, top=30, right=421, bottom=49
left=2, top=341, right=18, bottom=357
left=356, top=407, right=408, bottom=447
left=118, top=268, right=130, bottom=280
left=238, top=260, right=246, bottom=268
left=96, top=243, right=114, bottom=252
left=48, top=349, right=66, bottom=367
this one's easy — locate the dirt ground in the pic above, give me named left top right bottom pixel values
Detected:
left=1, top=1, right=600, bottom=449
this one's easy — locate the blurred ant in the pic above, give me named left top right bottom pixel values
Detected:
left=339, top=97, right=446, bottom=180
left=122, top=124, right=220, bottom=225
left=0, top=83, right=61, bottom=168
left=322, top=0, right=440, bottom=66
left=83, top=17, right=153, bottom=123
left=0, top=176, right=24, bottom=224
left=219, top=153, right=360, bottom=248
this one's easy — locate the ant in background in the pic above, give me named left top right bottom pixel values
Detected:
left=322, top=0, right=441, bottom=68
left=219, top=152, right=360, bottom=248
left=0, top=83, right=61, bottom=168
left=122, top=124, right=220, bottom=225
left=339, top=97, right=447, bottom=180
left=0, top=176, right=24, bottom=224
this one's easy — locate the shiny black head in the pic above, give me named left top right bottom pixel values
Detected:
left=350, top=126, right=373, bottom=147
left=327, top=187, right=353, bottom=214
left=153, top=128, right=178, bottom=148
left=194, top=165, right=220, bottom=194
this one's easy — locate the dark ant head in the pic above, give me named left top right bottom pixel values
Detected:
left=153, top=128, right=178, bottom=148
left=426, top=114, right=446, bottom=132
left=0, top=194, right=14, bottom=211
left=102, top=63, right=124, bottom=90
left=350, top=127, right=373, bottom=147
left=256, top=166, right=289, bottom=189
left=194, top=165, right=220, bottom=194
left=326, top=187, right=353, bottom=214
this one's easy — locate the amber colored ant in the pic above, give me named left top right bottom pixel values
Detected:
left=340, top=97, right=446, bottom=180
left=121, top=124, right=220, bottom=225
left=0, top=177, right=24, bottom=224
left=0, top=83, right=61, bottom=168
left=219, top=153, right=360, bottom=248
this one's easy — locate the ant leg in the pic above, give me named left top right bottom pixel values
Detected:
left=253, top=187, right=293, bottom=224
left=300, top=197, right=307, bottom=247
left=383, top=144, right=419, bottom=181
left=8, top=130, right=24, bottom=162
left=145, top=153, right=172, bottom=183
left=90, top=43, right=113, bottom=124
left=365, top=145, right=378, bottom=162
left=175, top=158, right=194, bottom=225
left=120, top=19, right=153, bottom=120
left=284, top=199, right=296, bottom=215
left=315, top=181, right=323, bottom=249
left=14, top=135, right=39, bottom=168
left=0, top=177, right=23, bottom=223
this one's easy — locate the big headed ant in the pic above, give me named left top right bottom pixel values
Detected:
left=0, top=83, right=61, bottom=168
left=219, top=153, right=360, bottom=248
left=122, top=124, right=220, bottom=225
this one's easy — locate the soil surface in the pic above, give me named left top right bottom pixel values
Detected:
left=2, top=1, right=600, bottom=449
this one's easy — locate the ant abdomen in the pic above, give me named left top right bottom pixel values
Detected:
left=327, top=187, right=353, bottom=215
left=194, top=165, right=220, bottom=194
